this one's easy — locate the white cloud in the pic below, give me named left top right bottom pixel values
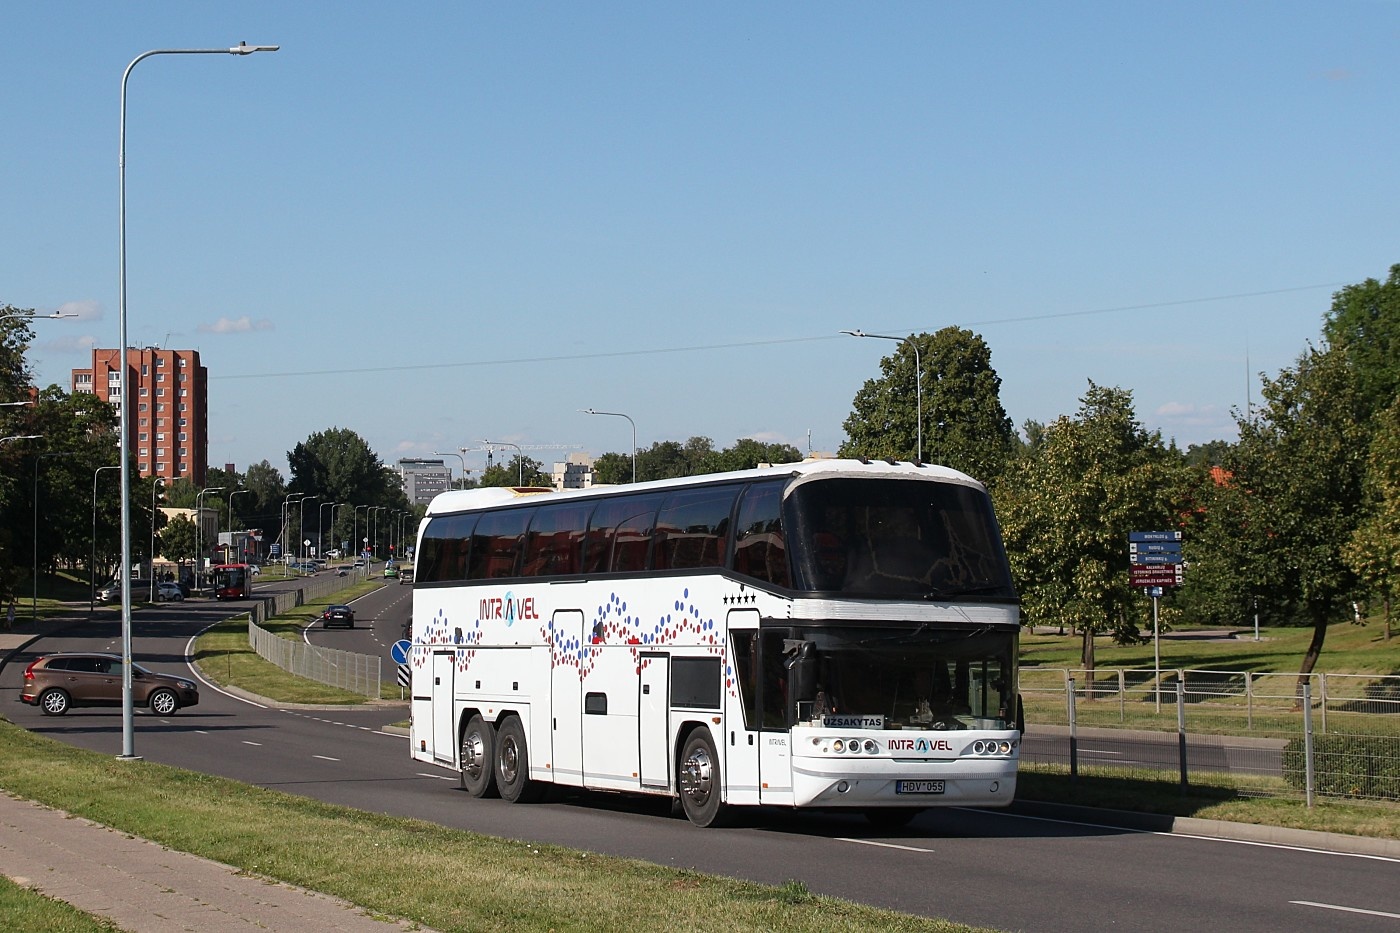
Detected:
left=41, top=334, right=100, bottom=354
left=197, top=316, right=275, bottom=335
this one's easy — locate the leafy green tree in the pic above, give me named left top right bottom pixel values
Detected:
left=699, top=438, right=803, bottom=474
left=288, top=428, right=409, bottom=555
left=479, top=455, right=549, bottom=488
left=994, top=383, right=1188, bottom=674
left=1344, top=399, right=1400, bottom=641
left=591, top=451, right=633, bottom=485
left=1322, top=264, right=1400, bottom=425
left=159, top=513, right=197, bottom=575
left=841, top=327, right=1016, bottom=485
left=634, top=437, right=714, bottom=482
left=1227, top=345, right=1367, bottom=689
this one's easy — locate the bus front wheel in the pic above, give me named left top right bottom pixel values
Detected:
left=678, top=729, right=728, bottom=827
left=459, top=715, right=498, bottom=798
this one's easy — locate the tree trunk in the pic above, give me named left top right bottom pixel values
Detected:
left=1294, top=613, right=1328, bottom=707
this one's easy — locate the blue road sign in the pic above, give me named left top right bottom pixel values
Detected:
left=1130, top=541, right=1182, bottom=554
left=390, top=639, right=412, bottom=664
left=1129, top=530, right=1182, bottom=543
left=1148, top=586, right=1164, bottom=598
left=1133, top=552, right=1183, bottom=565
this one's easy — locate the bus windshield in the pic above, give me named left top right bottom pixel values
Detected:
left=786, top=477, right=1016, bottom=599
left=737, top=625, right=1017, bottom=732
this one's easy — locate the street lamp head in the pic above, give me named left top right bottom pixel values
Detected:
left=840, top=329, right=866, bottom=338
left=230, top=42, right=280, bottom=55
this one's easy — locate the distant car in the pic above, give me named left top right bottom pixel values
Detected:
left=20, top=652, right=199, bottom=716
left=155, top=582, right=184, bottom=602
left=248, top=564, right=261, bottom=576
left=383, top=564, right=398, bottom=578
left=322, top=604, right=355, bottom=629
left=97, top=580, right=153, bottom=602
left=352, top=560, right=365, bottom=568
left=399, top=569, right=413, bottom=585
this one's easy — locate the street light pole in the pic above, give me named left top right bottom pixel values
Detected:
left=91, top=465, right=121, bottom=615
left=329, top=502, right=343, bottom=557
left=194, top=486, right=224, bottom=592
left=481, top=439, right=524, bottom=485
left=318, top=501, right=335, bottom=558
left=228, top=489, right=250, bottom=564
left=118, top=41, right=278, bottom=762
left=354, top=504, right=369, bottom=566
left=149, top=477, right=165, bottom=602
left=297, top=495, right=318, bottom=569
left=579, top=408, right=636, bottom=483
left=433, top=451, right=468, bottom=489
left=841, top=329, right=923, bottom=463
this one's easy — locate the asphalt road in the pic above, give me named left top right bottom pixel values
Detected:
left=3, top=589, right=1398, bottom=932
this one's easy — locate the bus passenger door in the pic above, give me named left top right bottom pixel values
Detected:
left=432, top=650, right=455, bottom=764
left=638, top=653, right=669, bottom=789
left=550, top=610, right=584, bottom=784
left=724, top=612, right=761, bottom=807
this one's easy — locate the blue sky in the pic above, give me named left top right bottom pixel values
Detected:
left=5, top=3, right=1399, bottom=479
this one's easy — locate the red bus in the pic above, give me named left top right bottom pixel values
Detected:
left=210, top=563, right=253, bottom=600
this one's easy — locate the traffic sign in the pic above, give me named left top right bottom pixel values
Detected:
left=1129, top=530, right=1181, bottom=543
left=390, top=639, right=412, bottom=664
left=396, top=663, right=411, bottom=688
left=1132, top=552, right=1183, bottom=565
left=1130, top=541, right=1182, bottom=554
left=1130, top=564, right=1183, bottom=587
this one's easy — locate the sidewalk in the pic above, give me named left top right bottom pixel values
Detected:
left=0, top=793, right=428, bottom=932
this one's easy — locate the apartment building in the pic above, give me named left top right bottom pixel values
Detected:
left=71, top=347, right=208, bottom=485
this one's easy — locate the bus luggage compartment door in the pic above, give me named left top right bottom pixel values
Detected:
left=638, top=653, right=669, bottom=789
left=550, top=610, right=584, bottom=784
left=432, top=650, right=455, bottom=764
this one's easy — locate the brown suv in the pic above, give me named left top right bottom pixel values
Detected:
left=20, top=652, right=199, bottom=716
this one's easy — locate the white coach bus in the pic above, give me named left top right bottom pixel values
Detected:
left=408, top=458, right=1022, bottom=827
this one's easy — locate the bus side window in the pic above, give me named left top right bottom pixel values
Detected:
left=732, top=481, right=787, bottom=587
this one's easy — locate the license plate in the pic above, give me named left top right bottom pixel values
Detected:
left=895, top=780, right=945, bottom=795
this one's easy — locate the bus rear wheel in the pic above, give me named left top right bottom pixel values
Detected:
left=495, top=716, right=546, bottom=803
left=459, top=715, right=498, bottom=798
left=678, top=729, right=729, bottom=827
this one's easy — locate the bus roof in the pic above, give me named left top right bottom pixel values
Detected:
left=423, top=458, right=984, bottom=517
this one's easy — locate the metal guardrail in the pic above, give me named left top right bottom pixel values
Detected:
left=1020, top=667, right=1400, bottom=805
left=244, top=571, right=382, bottom=698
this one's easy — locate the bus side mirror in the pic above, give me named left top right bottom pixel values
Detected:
left=784, top=640, right=818, bottom=705
left=1016, top=693, right=1025, bottom=735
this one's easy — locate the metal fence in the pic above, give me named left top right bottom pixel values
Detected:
left=1019, top=667, right=1400, bottom=806
left=243, top=571, right=382, bottom=698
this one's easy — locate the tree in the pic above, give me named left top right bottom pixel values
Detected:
left=159, top=514, right=197, bottom=574
left=479, top=455, right=549, bottom=488
left=994, top=383, right=1187, bottom=674
left=1344, top=399, right=1400, bottom=641
left=699, top=438, right=803, bottom=474
left=1228, top=344, right=1367, bottom=691
left=634, top=437, right=713, bottom=482
left=591, top=451, right=633, bottom=485
left=1322, top=264, right=1400, bottom=426
left=841, top=327, right=1017, bottom=485
left=287, top=428, right=409, bottom=554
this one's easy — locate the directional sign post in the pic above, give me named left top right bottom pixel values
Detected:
left=390, top=639, right=412, bottom=665
left=1130, top=531, right=1183, bottom=713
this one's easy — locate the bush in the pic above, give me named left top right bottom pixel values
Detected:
left=1283, top=734, right=1400, bottom=800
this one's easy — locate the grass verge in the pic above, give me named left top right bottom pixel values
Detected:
left=0, top=719, right=982, bottom=933
left=0, top=875, right=122, bottom=931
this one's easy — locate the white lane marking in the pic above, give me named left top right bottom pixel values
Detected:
left=183, top=628, right=268, bottom=708
left=195, top=730, right=209, bottom=735
left=313, top=755, right=341, bottom=762
left=242, top=741, right=263, bottom=746
left=1080, top=748, right=1124, bottom=755
left=836, top=837, right=935, bottom=853
left=964, top=808, right=1400, bottom=864
left=417, top=772, right=455, bottom=781
left=1291, top=900, right=1400, bottom=919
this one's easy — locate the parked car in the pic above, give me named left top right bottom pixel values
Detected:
left=97, top=580, right=153, bottom=602
left=20, top=652, right=199, bottom=716
left=321, top=604, right=355, bottom=629
left=155, top=582, right=184, bottom=602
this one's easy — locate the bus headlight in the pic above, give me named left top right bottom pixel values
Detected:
left=832, top=739, right=845, bottom=753
left=863, top=739, right=878, bottom=754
